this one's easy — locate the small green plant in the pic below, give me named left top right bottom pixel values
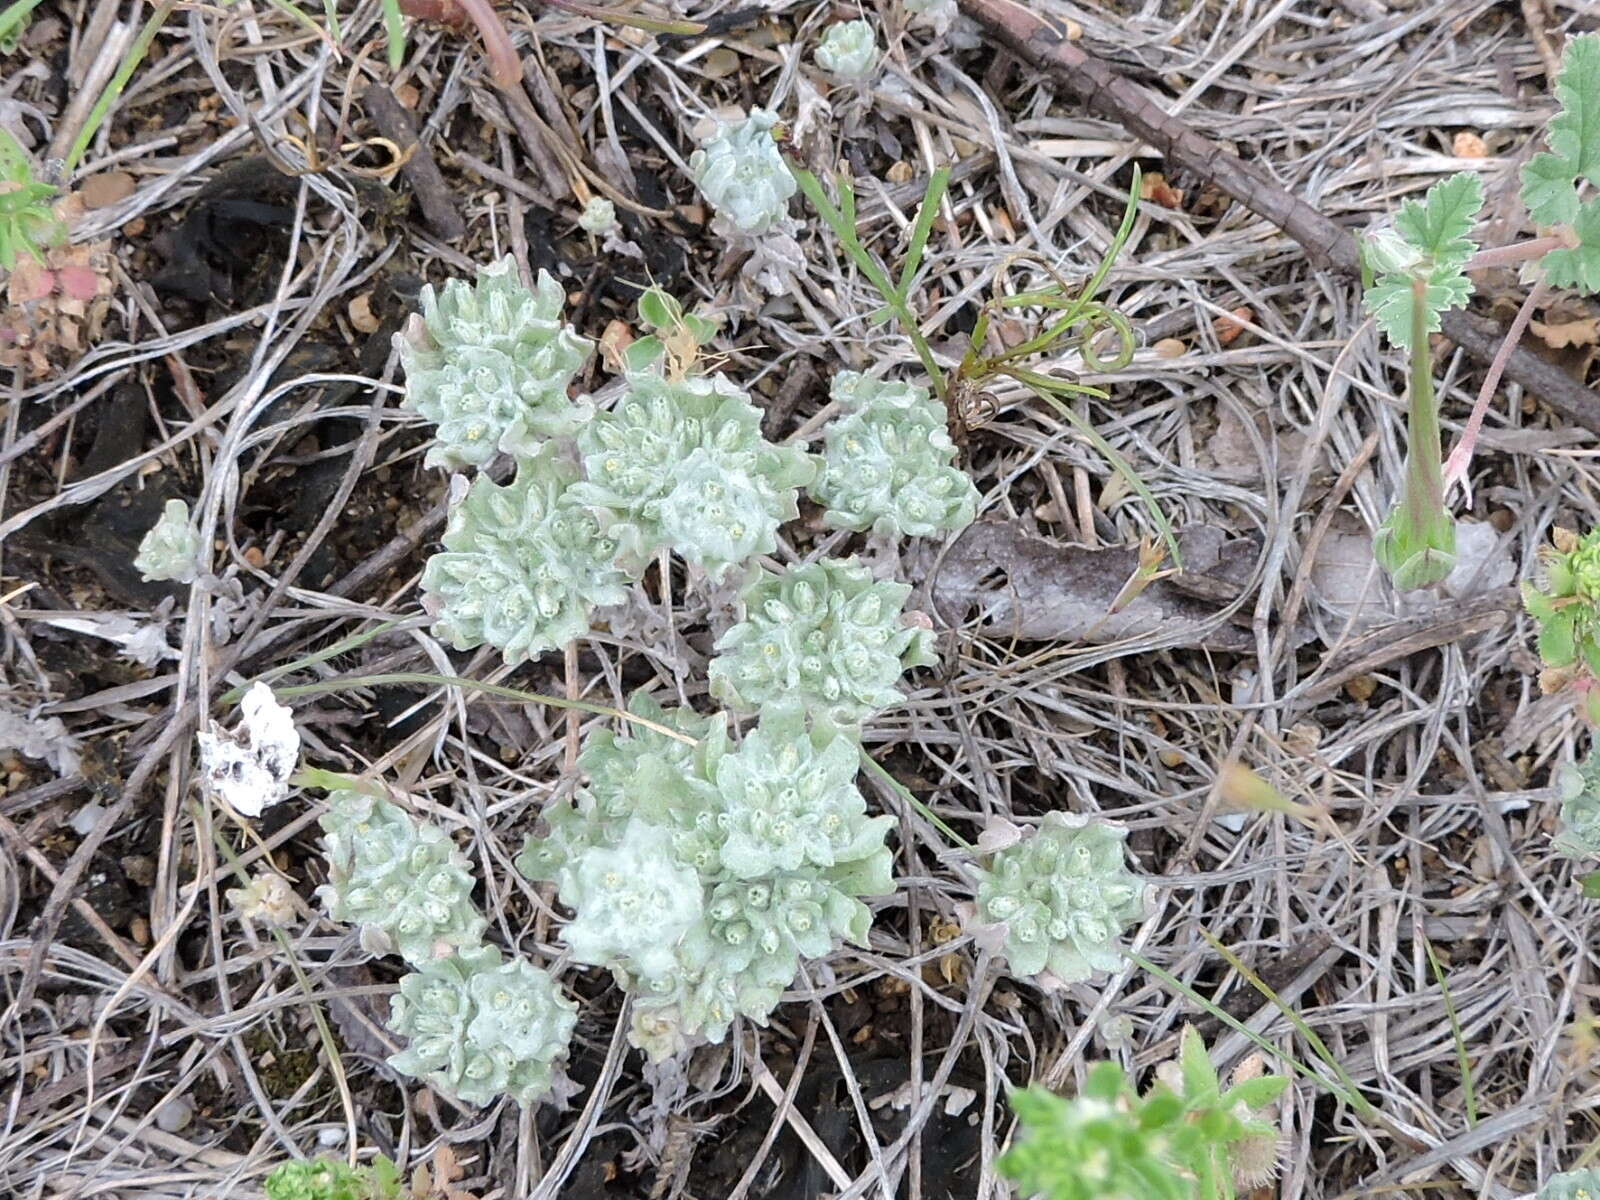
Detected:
left=134, top=498, right=202, bottom=584
left=388, top=942, right=577, bottom=1107
left=811, top=371, right=979, bottom=538
left=1556, top=746, right=1600, bottom=860
left=1361, top=34, right=1600, bottom=591
left=1542, top=1169, right=1600, bottom=1200
left=264, top=1156, right=404, bottom=1200
left=708, top=557, right=936, bottom=725
left=1522, top=527, right=1600, bottom=724
left=814, top=19, right=877, bottom=82
left=317, top=789, right=486, bottom=965
left=517, top=693, right=894, bottom=1060
left=689, top=108, right=797, bottom=236
left=570, top=367, right=817, bottom=579
left=421, top=442, right=629, bottom=664
left=398, top=257, right=593, bottom=472
left=974, top=811, right=1145, bottom=981
left=0, top=127, right=61, bottom=270
left=999, top=1028, right=1287, bottom=1200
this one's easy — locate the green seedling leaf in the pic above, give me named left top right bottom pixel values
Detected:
left=1541, top=197, right=1600, bottom=292
left=1581, top=870, right=1600, bottom=898
left=1545, top=32, right=1600, bottom=187
left=1523, top=151, right=1581, bottom=228
left=1374, top=278, right=1457, bottom=591
left=1362, top=172, right=1483, bottom=351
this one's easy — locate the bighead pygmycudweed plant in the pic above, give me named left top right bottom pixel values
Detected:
left=134, top=497, right=202, bottom=584
left=1542, top=1170, right=1600, bottom=1200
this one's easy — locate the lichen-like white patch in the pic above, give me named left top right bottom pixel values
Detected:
left=196, top=682, right=299, bottom=817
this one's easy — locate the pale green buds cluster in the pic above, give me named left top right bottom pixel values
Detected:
left=975, top=812, right=1145, bottom=981
left=578, top=196, right=617, bottom=235
left=815, top=20, right=878, bottom=82
left=811, top=372, right=978, bottom=538
left=399, top=257, right=592, bottom=471
left=517, top=694, right=894, bottom=1059
left=421, top=444, right=629, bottom=663
left=1555, top=746, right=1600, bottom=859
left=710, top=558, right=936, bottom=725
left=1541, top=1169, right=1600, bottom=1200
left=689, top=109, right=797, bottom=236
left=317, top=789, right=486, bottom=965
left=904, top=0, right=958, bottom=33
left=388, top=944, right=577, bottom=1106
left=572, top=370, right=817, bottom=579
left=135, top=498, right=202, bottom=584
left=1524, top=527, right=1600, bottom=678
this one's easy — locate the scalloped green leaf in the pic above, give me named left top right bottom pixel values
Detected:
left=1523, top=151, right=1581, bottom=228
left=1540, top=197, right=1600, bottom=293
left=1393, top=171, right=1483, bottom=266
left=1546, top=33, right=1600, bottom=187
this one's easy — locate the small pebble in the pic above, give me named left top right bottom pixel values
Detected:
left=155, top=1097, right=194, bottom=1133
left=70, top=803, right=106, bottom=838
left=317, top=1126, right=347, bottom=1148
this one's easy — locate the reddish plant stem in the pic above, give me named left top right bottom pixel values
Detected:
left=1465, top=235, right=1570, bottom=273
left=1443, top=278, right=1551, bottom=500
left=450, top=0, right=522, bottom=87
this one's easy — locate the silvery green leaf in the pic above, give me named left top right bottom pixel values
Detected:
left=134, top=498, right=202, bottom=584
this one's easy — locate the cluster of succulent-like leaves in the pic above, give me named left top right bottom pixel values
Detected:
left=689, top=109, right=797, bottom=236
left=517, top=694, right=894, bottom=1059
left=974, top=811, right=1145, bottom=981
left=135, top=498, right=202, bottom=584
left=387, top=943, right=577, bottom=1107
left=1524, top=526, right=1600, bottom=678
left=811, top=371, right=978, bottom=538
left=903, top=0, right=958, bottom=33
left=1542, top=1170, right=1600, bottom=1200
left=572, top=369, right=817, bottom=578
left=1521, top=33, right=1600, bottom=292
left=317, top=789, right=486, bottom=965
left=399, top=256, right=592, bottom=471
left=709, top=557, right=936, bottom=725
left=815, top=20, right=877, bottom=82
left=999, top=1029, right=1288, bottom=1200
left=421, top=444, right=629, bottom=663
left=1555, top=745, right=1600, bottom=859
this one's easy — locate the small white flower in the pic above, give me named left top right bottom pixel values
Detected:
left=196, top=682, right=299, bottom=817
left=578, top=196, right=617, bottom=234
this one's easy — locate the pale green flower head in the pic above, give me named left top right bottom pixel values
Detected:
left=572, top=369, right=818, bottom=578
left=388, top=944, right=576, bottom=1107
left=421, top=443, right=629, bottom=664
left=709, top=557, right=937, bottom=725
left=812, top=371, right=978, bottom=538
left=578, top=196, right=617, bottom=234
left=711, top=704, right=893, bottom=879
left=556, top=819, right=706, bottom=982
left=1523, top=527, right=1600, bottom=678
left=815, top=20, right=877, bottom=82
left=135, top=498, right=202, bottom=584
left=975, top=811, right=1146, bottom=981
left=400, top=257, right=593, bottom=471
left=317, top=789, right=486, bottom=966
left=1555, top=746, right=1600, bottom=859
left=689, top=108, right=797, bottom=235
left=1541, top=1169, right=1600, bottom=1200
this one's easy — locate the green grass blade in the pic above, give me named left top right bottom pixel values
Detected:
left=218, top=619, right=410, bottom=705
left=1423, top=937, right=1478, bottom=1126
left=895, top=166, right=950, bottom=300
left=383, top=0, right=406, bottom=71
left=0, top=0, right=44, bottom=46
left=66, top=0, right=177, bottom=174
left=858, top=751, right=971, bottom=851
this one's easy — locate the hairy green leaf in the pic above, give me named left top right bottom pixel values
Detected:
left=1365, top=272, right=1473, bottom=350
left=1523, top=151, right=1581, bottom=228
left=1393, top=171, right=1483, bottom=266
left=1541, top=197, right=1600, bottom=292
left=1362, top=173, right=1482, bottom=351
left=1546, top=32, right=1600, bottom=186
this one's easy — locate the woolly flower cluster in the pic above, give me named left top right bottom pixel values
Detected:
left=135, top=498, right=202, bottom=584
left=421, top=443, right=629, bottom=663
left=974, top=812, right=1145, bottom=981
left=710, top=557, right=936, bottom=725
left=317, top=789, right=574, bottom=1107
left=811, top=372, right=979, bottom=538
left=1542, top=1170, right=1600, bottom=1200
left=388, top=943, right=577, bottom=1106
left=517, top=695, right=894, bottom=1060
left=690, top=109, right=797, bottom=236
left=399, top=257, right=592, bottom=471
left=572, top=370, right=818, bottom=579
left=1555, top=746, right=1600, bottom=859
left=815, top=20, right=877, bottom=82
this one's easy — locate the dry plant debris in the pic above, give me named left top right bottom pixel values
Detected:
left=0, top=0, right=1597, bottom=1198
